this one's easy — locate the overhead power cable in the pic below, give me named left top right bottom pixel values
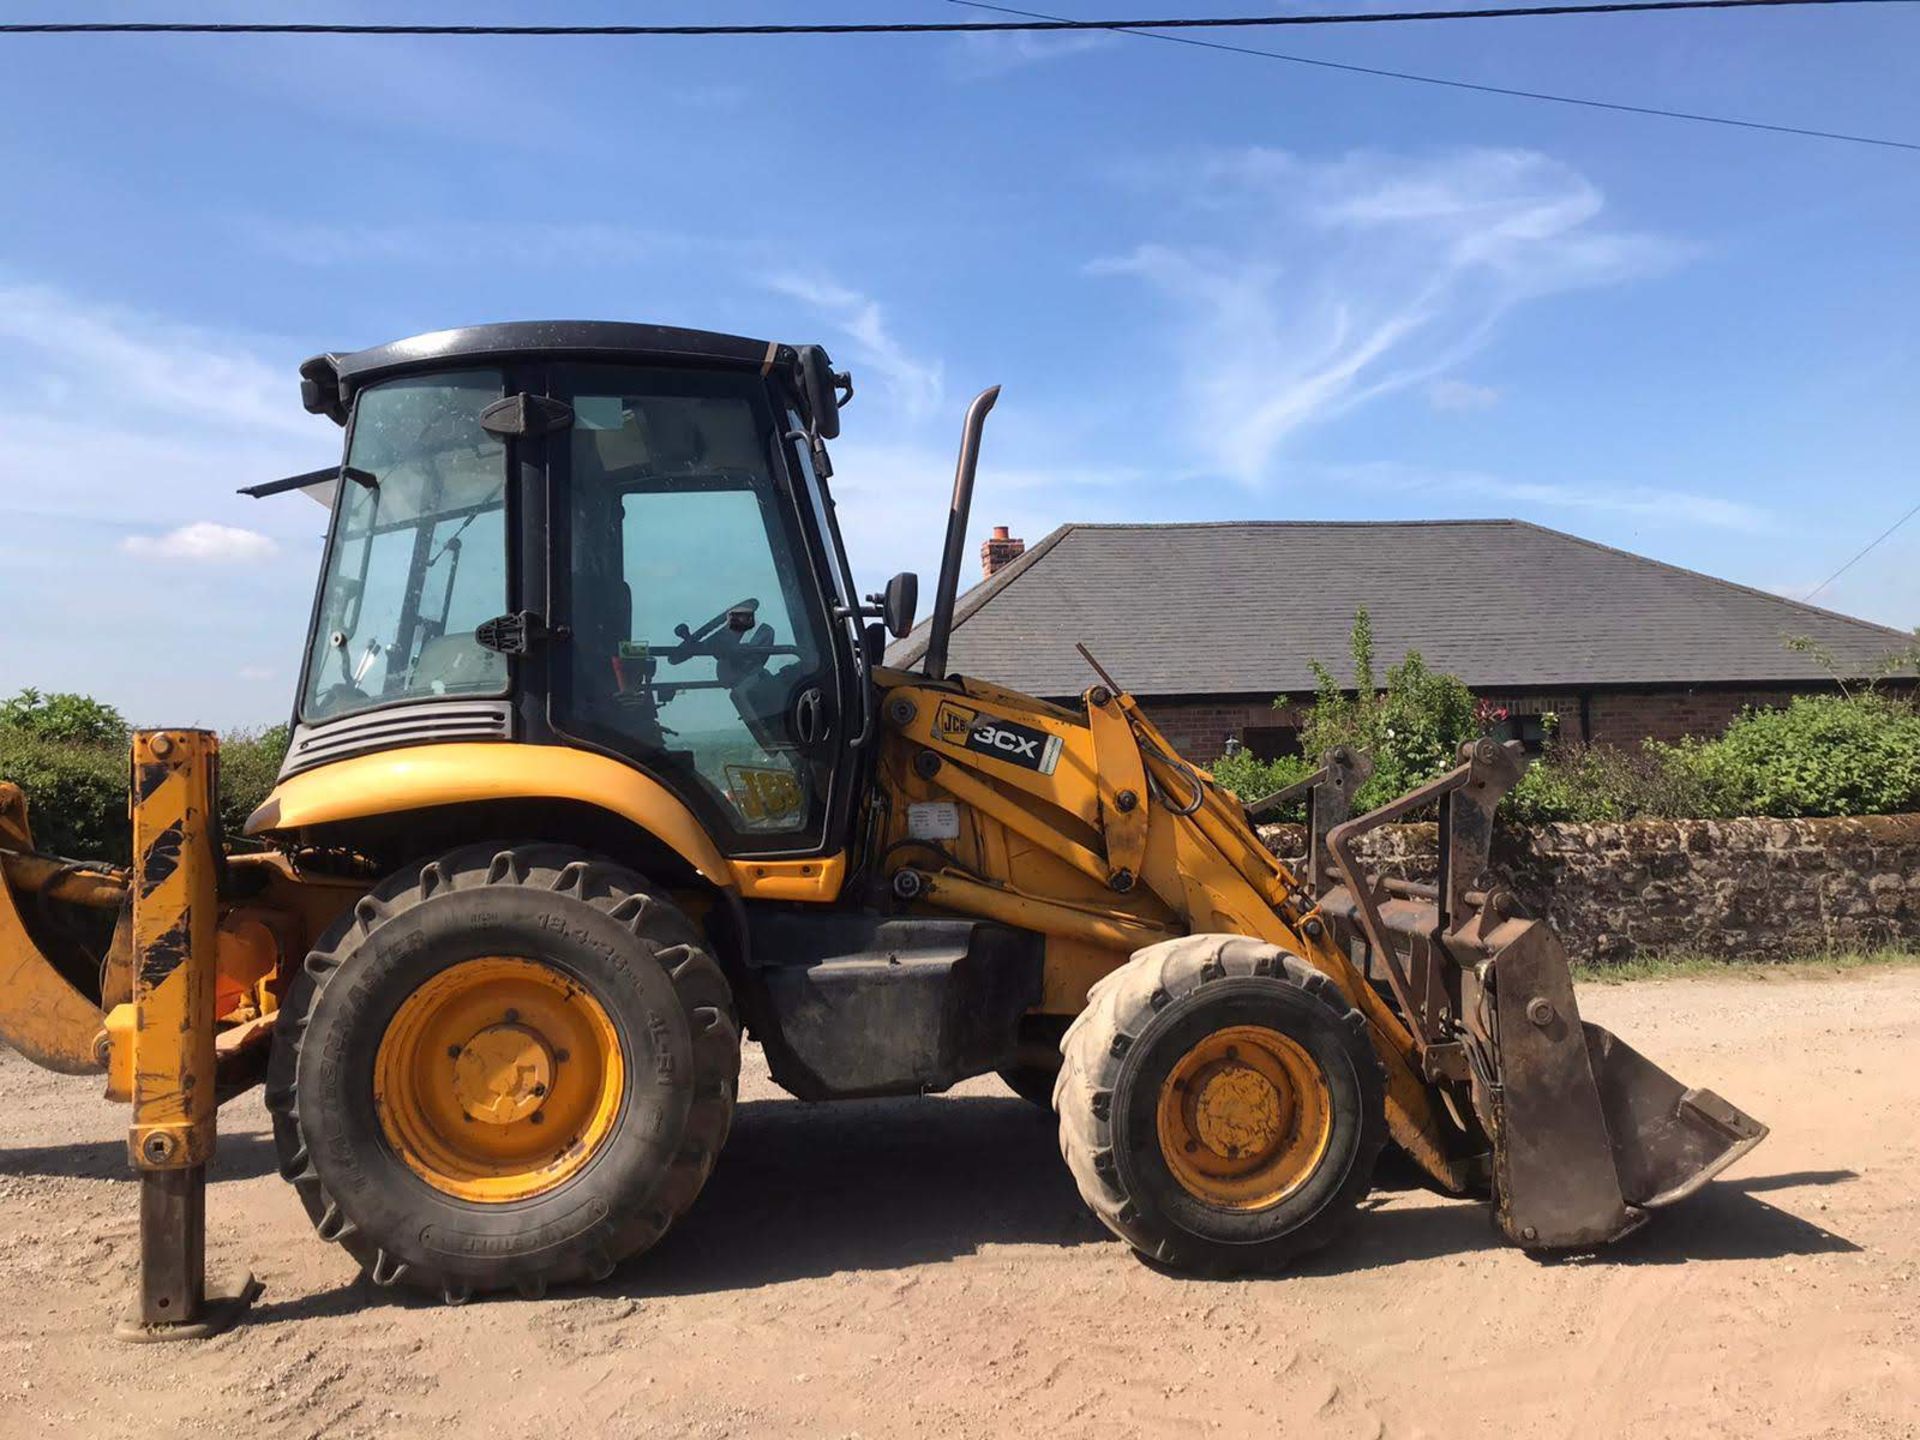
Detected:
left=1, top=0, right=1912, bottom=37
left=952, top=0, right=1919, bottom=151
left=1804, top=497, right=1920, bottom=602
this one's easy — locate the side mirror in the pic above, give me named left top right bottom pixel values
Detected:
left=797, top=344, right=844, bottom=441
left=878, top=571, right=918, bottom=639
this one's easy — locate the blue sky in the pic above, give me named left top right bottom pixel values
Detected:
left=1, top=0, right=1915, bottom=727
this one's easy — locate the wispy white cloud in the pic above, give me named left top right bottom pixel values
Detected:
left=1427, top=378, right=1502, bottom=413
left=1332, top=460, right=1774, bottom=534
left=1093, top=147, right=1682, bottom=481
left=0, top=282, right=313, bottom=440
left=122, top=521, right=279, bottom=563
left=764, top=274, right=946, bottom=422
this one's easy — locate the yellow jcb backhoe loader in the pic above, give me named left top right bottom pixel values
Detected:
left=0, top=322, right=1765, bottom=1337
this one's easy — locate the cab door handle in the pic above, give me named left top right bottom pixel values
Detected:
left=794, top=686, right=831, bottom=747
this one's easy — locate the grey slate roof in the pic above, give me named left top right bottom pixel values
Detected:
left=886, top=520, right=1911, bottom=697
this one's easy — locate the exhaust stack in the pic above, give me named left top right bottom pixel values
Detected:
left=921, top=385, right=1000, bottom=682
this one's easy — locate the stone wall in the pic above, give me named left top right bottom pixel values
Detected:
left=1262, top=813, right=1920, bottom=964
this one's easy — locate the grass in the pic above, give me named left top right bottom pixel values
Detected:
left=1572, top=946, right=1920, bottom=985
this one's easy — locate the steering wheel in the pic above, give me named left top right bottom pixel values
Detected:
left=665, top=597, right=780, bottom=688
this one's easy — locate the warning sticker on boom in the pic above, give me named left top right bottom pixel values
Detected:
left=934, top=703, right=1064, bottom=776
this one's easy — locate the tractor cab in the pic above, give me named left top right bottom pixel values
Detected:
left=257, top=322, right=915, bottom=865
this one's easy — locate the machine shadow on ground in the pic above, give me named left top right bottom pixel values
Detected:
left=217, top=1086, right=1865, bottom=1326
left=0, top=1130, right=283, bottom=1183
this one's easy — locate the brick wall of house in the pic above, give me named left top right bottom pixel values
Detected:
left=1136, top=698, right=1306, bottom=761
left=1584, top=687, right=1809, bottom=746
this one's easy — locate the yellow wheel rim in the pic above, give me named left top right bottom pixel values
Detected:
left=1155, top=1024, right=1332, bottom=1210
left=373, top=957, right=625, bottom=1203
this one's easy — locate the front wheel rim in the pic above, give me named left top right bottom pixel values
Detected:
left=1155, top=1024, right=1333, bottom=1210
left=373, top=956, right=625, bottom=1203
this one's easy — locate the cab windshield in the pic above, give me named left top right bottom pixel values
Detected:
left=300, top=370, right=509, bottom=723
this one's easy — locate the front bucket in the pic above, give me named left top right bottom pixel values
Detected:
left=1484, top=919, right=1766, bottom=1248
left=1584, top=1022, right=1768, bottom=1209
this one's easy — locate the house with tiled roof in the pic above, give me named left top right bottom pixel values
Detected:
left=888, top=520, right=1913, bottom=762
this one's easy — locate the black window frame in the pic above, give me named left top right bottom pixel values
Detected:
left=544, top=362, right=861, bottom=859
left=290, top=364, right=516, bottom=730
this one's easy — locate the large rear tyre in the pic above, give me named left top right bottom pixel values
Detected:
left=265, top=843, right=738, bottom=1302
left=1057, top=934, right=1385, bottom=1274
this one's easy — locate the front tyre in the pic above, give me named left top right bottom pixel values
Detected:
left=265, top=843, right=738, bottom=1302
left=1057, top=934, right=1385, bottom=1274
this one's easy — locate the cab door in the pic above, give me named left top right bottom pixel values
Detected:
left=547, top=364, right=849, bottom=855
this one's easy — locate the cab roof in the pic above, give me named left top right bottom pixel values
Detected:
left=299, top=320, right=794, bottom=424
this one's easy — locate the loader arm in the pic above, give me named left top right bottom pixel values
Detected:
left=871, top=663, right=1765, bottom=1228
left=872, top=667, right=1479, bottom=1193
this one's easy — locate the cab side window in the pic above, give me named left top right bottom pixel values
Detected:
left=564, top=382, right=832, bottom=839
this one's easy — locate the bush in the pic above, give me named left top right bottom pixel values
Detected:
left=217, top=724, right=291, bottom=840
left=1207, top=750, right=1314, bottom=816
left=1663, top=693, right=1920, bottom=818
left=0, top=695, right=291, bottom=865
left=1296, top=609, right=1484, bottom=811
left=1506, top=741, right=1726, bottom=824
left=0, top=731, right=133, bottom=862
left=0, top=688, right=128, bottom=747
left=1508, top=694, right=1920, bottom=824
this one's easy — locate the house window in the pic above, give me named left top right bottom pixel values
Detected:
left=1241, top=724, right=1303, bottom=760
left=1490, top=714, right=1554, bottom=755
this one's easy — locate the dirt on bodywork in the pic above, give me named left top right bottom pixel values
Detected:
left=0, top=968, right=1916, bottom=1440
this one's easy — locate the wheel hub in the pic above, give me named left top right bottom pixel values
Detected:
left=373, top=957, right=624, bottom=1203
left=452, top=1023, right=554, bottom=1126
left=1155, top=1023, right=1334, bottom=1210
left=1190, top=1061, right=1283, bottom=1162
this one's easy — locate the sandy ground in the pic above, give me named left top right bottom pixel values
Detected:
left=0, top=968, right=1915, bottom=1440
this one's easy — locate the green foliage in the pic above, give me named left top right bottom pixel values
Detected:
left=0, top=688, right=129, bottom=746
left=1506, top=741, right=1724, bottom=824
left=0, top=692, right=291, bottom=865
left=1663, top=693, right=1920, bottom=818
left=1509, top=694, right=1920, bottom=824
left=1206, top=750, right=1314, bottom=818
left=1218, top=618, right=1920, bottom=825
left=1296, top=609, right=1482, bottom=809
left=0, top=731, right=132, bottom=862
left=216, top=724, right=292, bottom=840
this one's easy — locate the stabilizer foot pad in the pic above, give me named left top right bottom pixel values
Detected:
left=114, top=1273, right=262, bottom=1344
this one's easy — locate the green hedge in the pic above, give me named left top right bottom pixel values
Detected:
left=1508, top=694, right=1920, bottom=824
left=0, top=690, right=289, bottom=864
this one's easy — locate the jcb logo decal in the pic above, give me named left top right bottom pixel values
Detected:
left=934, top=703, right=1063, bottom=775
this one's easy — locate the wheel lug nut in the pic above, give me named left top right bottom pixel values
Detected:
left=504, top=1009, right=520, bottom=1024
left=529, top=1111, right=544, bottom=1125
left=447, top=1044, right=463, bottom=1059
left=553, top=1049, right=569, bottom=1064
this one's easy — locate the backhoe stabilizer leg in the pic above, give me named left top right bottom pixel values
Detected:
left=113, top=731, right=259, bottom=1342
left=1477, top=919, right=1767, bottom=1249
